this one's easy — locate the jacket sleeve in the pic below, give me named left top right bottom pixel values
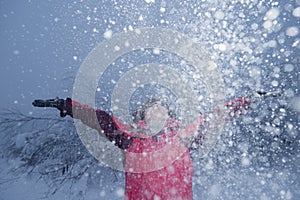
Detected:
left=66, top=98, right=133, bottom=149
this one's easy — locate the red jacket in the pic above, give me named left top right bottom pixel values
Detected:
left=68, top=97, right=250, bottom=200
left=116, top=118, right=200, bottom=200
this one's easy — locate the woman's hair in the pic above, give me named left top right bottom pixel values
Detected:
left=132, top=96, right=176, bottom=123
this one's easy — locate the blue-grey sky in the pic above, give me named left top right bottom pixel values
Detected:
left=0, top=0, right=299, bottom=199
left=0, top=1, right=72, bottom=112
left=1, top=0, right=299, bottom=114
left=0, top=0, right=164, bottom=113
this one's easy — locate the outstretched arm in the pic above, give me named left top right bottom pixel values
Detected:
left=32, top=97, right=133, bottom=149
left=176, top=91, right=279, bottom=150
left=68, top=99, right=115, bottom=133
left=178, top=97, right=252, bottom=149
left=67, top=98, right=134, bottom=149
left=222, top=90, right=281, bottom=120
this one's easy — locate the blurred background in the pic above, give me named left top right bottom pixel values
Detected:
left=0, top=0, right=299, bottom=199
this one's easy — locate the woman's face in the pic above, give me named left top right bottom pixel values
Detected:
left=144, top=104, right=169, bottom=134
left=144, top=104, right=168, bottom=122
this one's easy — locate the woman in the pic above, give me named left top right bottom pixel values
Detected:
left=33, top=95, right=251, bottom=199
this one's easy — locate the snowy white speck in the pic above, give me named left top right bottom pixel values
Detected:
left=284, top=64, right=294, bottom=72
left=241, top=157, right=251, bottom=166
left=271, top=80, right=279, bottom=87
left=153, top=48, right=160, bottom=54
left=145, top=0, right=155, bottom=3
left=114, top=45, right=120, bottom=51
left=124, top=41, right=130, bottom=47
left=251, top=23, right=258, bottom=30
left=103, top=30, right=113, bottom=39
left=292, top=39, right=300, bottom=47
left=265, top=8, right=280, bottom=20
left=93, top=28, right=98, bottom=33
left=160, top=7, right=166, bottom=13
left=128, top=25, right=134, bottom=31
left=263, top=20, right=273, bottom=29
left=268, top=40, right=277, bottom=48
left=214, top=10, right=225, bottom=20
left=286, top=26, right=299, bottom=37
left=218, top=43, right=227, bottom=51
left=135, top=29, right=141, bottom=34
left=292, top=7, right=300, bottom=17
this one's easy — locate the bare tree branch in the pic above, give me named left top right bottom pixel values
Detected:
left=0, top=108, right=106, bottom=198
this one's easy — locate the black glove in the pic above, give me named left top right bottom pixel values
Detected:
left=250, top=91, right=281, bottom=103
left=256, top=91, right=281, bottom=98
left=32, top=97, right=73, bottom=117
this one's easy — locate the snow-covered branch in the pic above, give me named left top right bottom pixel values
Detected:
left=0, top=108, right=103, bottom=197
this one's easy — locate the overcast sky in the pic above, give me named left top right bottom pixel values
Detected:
left=0, top=1, right=70, bottom=113
left=0, top=0, right=299, bottom=113
left=1, top=1, right=299, bottom=199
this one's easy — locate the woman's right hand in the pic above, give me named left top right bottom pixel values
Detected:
left=32, top=97, right=73, bottom=117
